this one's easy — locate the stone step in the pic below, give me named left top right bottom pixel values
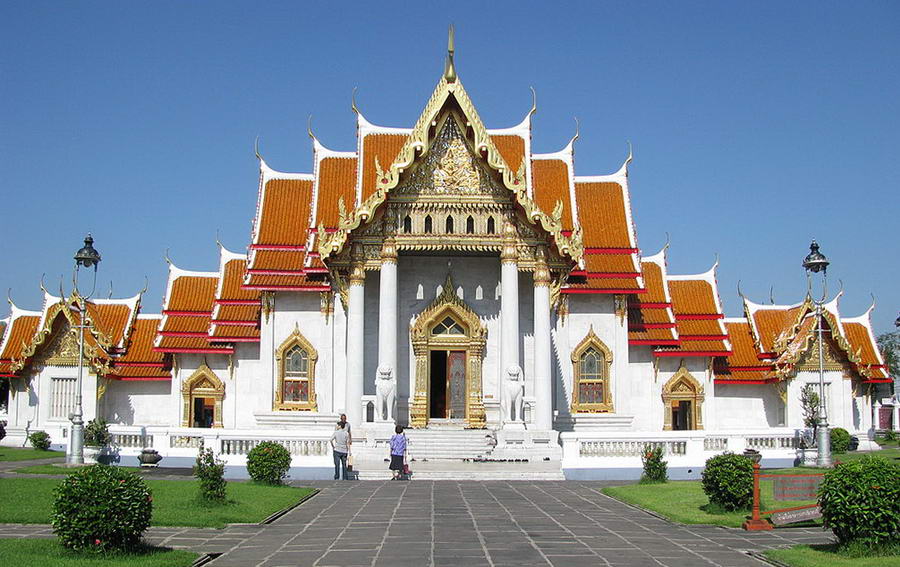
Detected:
left=351, top=459, right=564, bottom=481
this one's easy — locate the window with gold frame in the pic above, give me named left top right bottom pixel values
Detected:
left=571, top=328, right=613, bottom=412
left=274, top=326, right=318, bottom=411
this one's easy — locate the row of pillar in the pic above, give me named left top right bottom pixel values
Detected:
left=343, top=226, right=553, bottom=431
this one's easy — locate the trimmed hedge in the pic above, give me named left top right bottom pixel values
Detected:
left=819, top=455, right=900, bottom=547
left=700, top=453, right=753, bottom=511
left=246, top=442, right=291, bottom=485
left=52, top=465, right=152, bottom=552
left=28, top=430, right=51, bottom=451
left=830, top=427, right=851, bottom=454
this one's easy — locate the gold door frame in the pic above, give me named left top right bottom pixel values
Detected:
left=662, top=365, right=705, bottom=431
left=410, top=275, right=486, bottom=429
left=181, top=363, right=225, bottom=428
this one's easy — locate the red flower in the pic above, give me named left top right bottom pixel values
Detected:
left=94, top=539, right=101, bottom=545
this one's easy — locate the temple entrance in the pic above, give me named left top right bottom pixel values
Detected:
left=410, top=275, right=486, bottom=429
left=662, top=366, right=704, bottom=431
left=193, top=397, right=216, bottom=428
left=181, top=364, right=225, bottom=428
left=671, top=400, right=693, bottom=431
left=429, top=350, right=467, bottom=419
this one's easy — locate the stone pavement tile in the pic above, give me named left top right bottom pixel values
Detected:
left=548, top=556, right=613, bottom=567
left=315, top=550, right=377, bottom=565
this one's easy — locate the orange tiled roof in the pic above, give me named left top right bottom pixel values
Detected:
left=361, top=134, right=405, bottom=202
left=668, top=280, right=718, bottom=314
left=844, top=321, right=882, bottom=368
left=0, top=314, right=40, bottom=362
left=156, top=335, right=233, bottom=353
left=108, top=317, right=170, bottom=381
left=582, top=255, right=639, bottom=274
left=219, top=259, right=260, bottom=303
left=210, top=324, right=259, bottom=341
left=250, top=250, right=306, bottom=271
left=243, top=273, right=330, bottom=290
left=573, top=182, right=633, bottom=248
left=750, top=306, right=804, bottom=354
left=315, top=157, right=358, bottom=228
left=532, top=159, right=573, bottom=231
left=492, top=135, right=525, bottom=173
left=164, top=276, right=217, bottom=313
left=563, top=277, right=644, bottom=292
left=85, top=302, right=134, bottom=348
left=256, top=178, right=313, bottom=246
left=636, top=261, right=669, bottom=305
left=214, top=305, right=259, bottom=322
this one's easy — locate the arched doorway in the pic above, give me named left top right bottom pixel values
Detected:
left=662, top=366, right=704, bottom=431
left=409, top=275, right=486, bottom=429
left=181, top=364, right=224, bottom=428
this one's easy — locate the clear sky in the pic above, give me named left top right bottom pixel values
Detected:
left=1, top=2, right=898, bottom=334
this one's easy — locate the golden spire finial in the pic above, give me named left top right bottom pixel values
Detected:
left=444, top=24, right=456, bottom=83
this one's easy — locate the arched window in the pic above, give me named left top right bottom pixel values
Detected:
left=486, top=216, right=495, bottom=234
left=424, top=215, right=433, bottom=234
left=445, top=215, right=454, bottom=234
left=403, top=215, right=412, bottom=233
left=274, top=327, right=318, bottom=411
left=571, top=328, right=613, bottom=412
left=466, top=216, right=475, bottom=234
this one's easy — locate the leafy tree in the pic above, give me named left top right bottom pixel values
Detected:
left=876, top=331, right=899, bottom=395
left=800, top=383, right=820, bottom=429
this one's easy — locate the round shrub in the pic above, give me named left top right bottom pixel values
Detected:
left=701, top=452, right=753, bottom=511
left=830, top=427, right=851, bottom=454
left=52, top=465, right=152, bottom=552
left=28, top=430, right=51, bottom=451
left=84, top=419, right=111, bottom=447
left=246, top=441, right=291, bottom=485
left=819, top=456, right=900, bottom=547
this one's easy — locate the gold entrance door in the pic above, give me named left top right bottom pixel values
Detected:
left=429, top=350, right=467, bottom=419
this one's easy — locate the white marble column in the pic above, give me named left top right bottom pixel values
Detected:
left=345, top=250, right=366, bottom=427
left=376, top=235, right=398, bottom=421
left=500, top=221, right=521, bottom=425
left=533, top=246, right=553, bottom=431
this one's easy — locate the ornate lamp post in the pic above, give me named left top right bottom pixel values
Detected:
left=66, top=234, right=101, bottom=465
left=802, top=239, right=831, bottom=467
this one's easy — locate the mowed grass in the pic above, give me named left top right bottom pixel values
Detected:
left=0, top=446, right=64, bottom=462
left=15, top=464, right=75, bottom=474
left=765, top=544, right=900, bottom=567
left=0, top=477, right=316, bottom=528
left=0, top=539, right=197, bottom=567
left=765, top=448, right=900, bottom=475
left=602, top=477, right=817, bottom=528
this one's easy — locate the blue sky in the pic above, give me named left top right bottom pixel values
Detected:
left=1, top=2, right=898, bottom=333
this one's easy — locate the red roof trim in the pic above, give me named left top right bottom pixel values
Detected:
left=211, top=320, right=258, bottom=327
left=0, top=373, right=18, bottom=378
left=715, top=378, right=777, bottom=385
left=726, top=365, right=775, bottom=372
left=676, top=314, right=725, bottom=320
left=116, top=376, right=172, bottom=382
left=562, top=288, right=648, bottom=295
left=249, top=244, right=305, bottom=251
left=208, top=337, right=260, bottom=343
left=680, top=334, right=729, bottom=341
left=163, top=310, right=213, bottom=317
left=241, top=285, right=331, bottom=291
left=248, top=269, right=305, bottom=276
left=863, top=379, right=894, bottom=383
left=629, top=323, right=677, bottom=330
left=630, top=339, right=681, bottom=346
left=570, top=271, right=642, bottom=279
left=304, top=268, right=329, bottom=274
left=584, top=247, right=640, bottom=254
left=758, top=353, right=776, bottom=360
left=113, top=362, right=166, bottom=368
left=159, top=331, right=209, bottom=338
left=216, top=299, right=259, bottom=306
left=153, top=347, right=234, bottom=354
left=655, top=350, right=732, bottom=357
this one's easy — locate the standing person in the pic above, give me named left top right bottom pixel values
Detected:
left=338, top=413, right=353, bottom=476
left=331, top=421, right=350, bottom=480
left=389, top=425, right=407, bottom=480
left=339, top=413, right=352, bottom=445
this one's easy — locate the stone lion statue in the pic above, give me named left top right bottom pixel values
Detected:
left=375, top=365, right=396, bottom=422
left=504, top=364, right=525, bottom=422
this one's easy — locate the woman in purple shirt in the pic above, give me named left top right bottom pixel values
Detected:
left=389, top=425, right=407, bottom=480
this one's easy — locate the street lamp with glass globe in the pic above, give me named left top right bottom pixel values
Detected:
left=802, top=239, right=831, bottom=468
left=67, top=234, right=101, bottom=465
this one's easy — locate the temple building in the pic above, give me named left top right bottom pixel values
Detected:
left=0, top=36, right=893, bottom=478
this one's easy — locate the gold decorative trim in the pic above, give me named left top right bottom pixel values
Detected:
left=570, top=327, right=613, bottom=413
left=181, top=363, right=225, bottom=428
left=533, top=245, right=550, bottom=286
left=317, top=74, right=583, bottom=265
left=661, top=365, right=704, bottom=431
left=273, top=324, right=318, bottom=411
left=409, top=273, right=486, bottom=429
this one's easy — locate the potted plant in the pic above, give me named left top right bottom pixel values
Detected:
left=83, top=418, right=112, bottom=464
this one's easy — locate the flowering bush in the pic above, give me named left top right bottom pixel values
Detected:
left=701, top=453, right=753, bottom=511
left=52, top=465, right=152, bottom=552
left=246, top=441, right=291, bottom=485
left=819, top=456, right=900, bottom=548
left=28, top=430, right=51, bottom=451
left=639, top=445, right=667, bottom=484
left=194, top=446, right=227, bottom=503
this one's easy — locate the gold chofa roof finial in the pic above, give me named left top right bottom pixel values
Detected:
left=444, top=24, right=456, bottom=83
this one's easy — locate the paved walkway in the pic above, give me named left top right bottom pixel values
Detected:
left=0, top=481, right=832, bottom=567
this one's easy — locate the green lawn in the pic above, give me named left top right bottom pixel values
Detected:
left=766, top=545, right=900, bottom=567
left=0, top=446, right=64, bottom=462
left=602, top=478, right=817, bottom=528
left=766, top=448, right=900, bottom=475
left=0, top=477, right=316, bottom=528
left=0, top=539, right=198, bottom=567
left=15, top=464, right=76, bottom=474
